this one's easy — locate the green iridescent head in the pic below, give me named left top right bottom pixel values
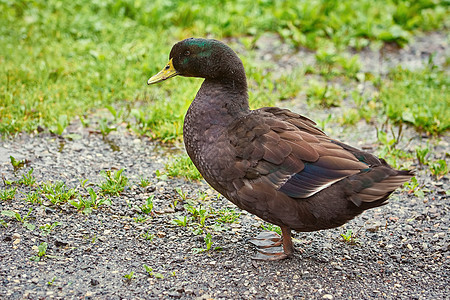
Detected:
left=148, top=38, right=244, bottom=84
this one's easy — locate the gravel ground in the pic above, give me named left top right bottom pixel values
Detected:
left=1, top=34, right=449, bottom=299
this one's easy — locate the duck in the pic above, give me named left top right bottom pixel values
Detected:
left=147, top=38, right=413, bottom=260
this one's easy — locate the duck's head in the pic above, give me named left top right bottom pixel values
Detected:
left=148, top=38, right=246, bottom=85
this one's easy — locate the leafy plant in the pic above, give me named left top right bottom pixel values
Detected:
left=261, top=223, right=282, bottom=235
left=30, top=242, right=48, bottom=262
left=98, top=169, right=128, bottom=195
left=123, top=271, right=135, bottom=280
left=40, top=222, right=61, bottom=236
left=50, top=114, right=68, bottom=136
left=403, top=176, right=427, bottom=198
left=17, top=168, right=36, bottom=186
left=165, top=155, right=202, bottom=181
left=1, top=208, right=35, bottom=230
left=143, top=264, right=164, bottom=279
left=415, top=145, right=430, bottom=166
left=0, top=187, right=17, bottom=201
left=139, top=176, right=151, bottom=188
left=10, top=156, right=26, bottom=172
left=192, top=233, right=221, bottom=254
left=39, top=181, right=78, bottom=205
left=341, top=229, right=358, bottom=244
left=98, top=117, right=117, bottom=137
left=141, top=230, right=155, bottom=241
left=70, top=187, right=111, bottom=214
left=429, top=159, right=448, bottom=180
left=25, top=191, right=41, bottom=204
left=139, top=196, right=154, bottom=215
left=171, top=215, right=189, bottom=227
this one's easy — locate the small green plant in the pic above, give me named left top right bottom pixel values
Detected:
left=171, top=215, right=189, bottom=227
left=429, top=159, right=448, bottom=180
left=25, top=191, right=41, bottom=204
left=123, top=271, right=135, bottom=280
left=30, top=242, right=48, bottom=262
left=415, top=145, right=430, bottom=166
left=143, top=264, right=164, bottom=279
left=98, top=117, right=117, bottom=137
left=0, top=219, right=7, bottom=228
left=141, top=230, right=155, bottom=241
left=175, top=187, right=188, bottom=201
left=40, top=222, right=61, bottom=236
left=0, top=187, right=17, bottom=201
left=47, top=277, right=56, bottom=286
left=10, top=156, right=26, bottom=172
left=39, top=181, right=78, bottom=205
left=403, top=176, right=425, bottom=198
left=139, top=196, right=154, bottom=214
left=1, top=208, right=35, bottom=230
left=376, top=129, right=412, bottom=168
left=98, top=169, right=128, bottom=195
left=340, top=229, right=360, bottom=245
left=165, top=155, right=202, bottom=181
left=214, top=208, right=241, bottom=224
left=17, top=168, right=36, bottom=186
left=139, top=176, right=151, bottom=188
left=50, top=114, right=68, bottom=136
left=261, top=223, right=282, bottom=235
left=133, top=214, right=150, bottom=223
left=192, top=233, right=221, bottom=254
left=70, top=187, right=111, bottom=214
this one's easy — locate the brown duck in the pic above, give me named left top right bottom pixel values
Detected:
left=148, top=38, right=412, bottom=260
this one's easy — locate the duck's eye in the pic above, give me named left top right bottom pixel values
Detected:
left=185, top=50, right=190, bottom=56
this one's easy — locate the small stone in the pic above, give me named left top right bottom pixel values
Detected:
left=31, top=277, right=39, bottom=284
left=322, top=294, right=333, bottom=299
left=12, top=233, right=20, bottom=240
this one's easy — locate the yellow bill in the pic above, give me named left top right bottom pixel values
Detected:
left=147, top=58, right=179, bottom=85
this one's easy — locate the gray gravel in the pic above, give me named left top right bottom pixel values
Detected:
left=1, top=34, right=449, bottom=299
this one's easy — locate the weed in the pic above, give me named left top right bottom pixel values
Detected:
left=70, top=187, right=111, bottom=214
left=403, top=176, right=426, bottom=198
left=50, top=114, right=68, bottom=136
left=133, top=214, right=150, bottom=223
left=165, top=155, right=202, bottom=181
left=429, top=159, right=448, bottom=180
left=98, top=118, right=117, bottom=137
left=17, top=168, right=36, bottom=186
left=98, top=169, right=128, bottom=196
left=415, top=145, right=430, bottom=166
left=376, top=129, right=412, bottom=169
left=1, top=208, right=35, bottom=230
left=0, top=187, right=17, bottom=201
left=123, top=271, right=135, bottom=281
left=30, top=242, right=48, bottom=262
left=143, top=264, right=164, bottom=279
left=192, top=233, right=221, bottom=254
left=341, top=229, right=358, bottom=244
left=175, top=187, right=188, bottom=201
left=0, top=219, right=7, bottom=228
left=40, top=222, right=61, bottom=236
left=171, top=215, right=189, bottom=227
left=25, top=191, right=41, bottom=204
left=139, top=176, right=151, bottom=188
left=39, top=181, right=78, bottom=205
left=10, top=156, right=26, bottom=172
left=261, top=223, right=282, bottom=235
left=380, top=66, right=449, bottom=135
left=139, top=196, right=154, bottom=215
left=141, top=230, right=154, bottom=241
left=47, top=277, right=56, bottom=286
left=214, top=208, right=241, bottom=224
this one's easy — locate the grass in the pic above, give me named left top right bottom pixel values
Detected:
left=1, top=0, right=448, bottom=139
left=380, top=66, right=449, bottom=135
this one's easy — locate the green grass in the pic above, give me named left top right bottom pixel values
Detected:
left=380, top=66, right=449, bottom=135
left=165, top=154, right=203, bottom=180
left=1, top=0, right=448, bottom=139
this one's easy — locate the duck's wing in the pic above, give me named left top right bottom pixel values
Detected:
left=228, top=107, right=377, bottom=200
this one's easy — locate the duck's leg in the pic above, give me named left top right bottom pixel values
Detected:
left=249, top=226, right=293, bottom=261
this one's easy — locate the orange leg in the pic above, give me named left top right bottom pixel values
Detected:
left=249, top=226, right=294, bottom=261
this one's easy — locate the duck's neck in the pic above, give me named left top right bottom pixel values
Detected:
left=183, top=78, right=249, bottom=158
left=192, top=78, right=249, bottom=124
